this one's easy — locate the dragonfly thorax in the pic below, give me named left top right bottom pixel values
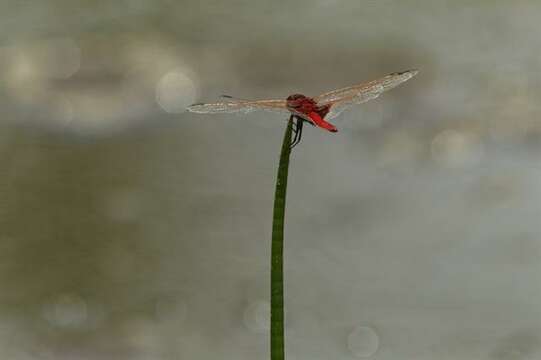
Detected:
left=286, top=94, right=318, bottom=113
left=286, top=94, right=331, bottom=120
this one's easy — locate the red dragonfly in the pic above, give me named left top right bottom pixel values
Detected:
left=187, top=69, right=418, bottom=147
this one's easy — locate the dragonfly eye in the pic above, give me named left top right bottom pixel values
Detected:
left=286, top=94, right=307, bottom=109
left=286, top=94, right=304, bottom=101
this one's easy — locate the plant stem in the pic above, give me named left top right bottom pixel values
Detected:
left=270, top=118, right=293, bottom=360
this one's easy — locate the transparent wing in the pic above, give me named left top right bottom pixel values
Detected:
left=315, top=69, right=418, bottom=120
left=187, top=98, right=289, bottom=115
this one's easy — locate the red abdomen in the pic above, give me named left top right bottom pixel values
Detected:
left=307, top=111, right=337, bottom=132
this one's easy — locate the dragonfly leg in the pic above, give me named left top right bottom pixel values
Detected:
left=290, top=117, right=304, bottom=149
left=289, top=115, right=299, bottom=146
left=291, top=123, right=299, bottom=146
left=291, top=120, right=299, bottom=135
left=291, top=129, right=298, bottom=146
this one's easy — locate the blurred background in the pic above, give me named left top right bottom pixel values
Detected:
left=1, top=0, right=541, bottom=359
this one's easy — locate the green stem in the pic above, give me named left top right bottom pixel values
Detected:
left=271, top=118, right=293, bottom=360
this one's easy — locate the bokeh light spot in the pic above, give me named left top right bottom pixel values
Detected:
left=42, top=293, right=88, bottom=329
left=431, top=129, right=483, bottom=167
left=156, top=70, right=197, bottom=113
left=243, top=300, right=270, bottom=333
left=347, top=326, right=380, bottom=358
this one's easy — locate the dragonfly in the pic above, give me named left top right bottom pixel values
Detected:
left=187, top=69, right=418, bottom=148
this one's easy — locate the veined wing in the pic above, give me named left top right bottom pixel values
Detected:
left=315, top=69, right=418, bottom=120
left=187, top=98, right=289, bottom=115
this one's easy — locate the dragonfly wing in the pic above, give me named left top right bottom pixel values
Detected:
left=187, top=99, right=289, bottom=115
left=315, top=69, right=418, bottom=120
left=323, top=85, right=385, bottom=120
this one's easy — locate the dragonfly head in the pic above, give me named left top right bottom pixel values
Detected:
left=286, top=94, right=316, bottom=113
left=286, top=93, right=306, bottom=103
